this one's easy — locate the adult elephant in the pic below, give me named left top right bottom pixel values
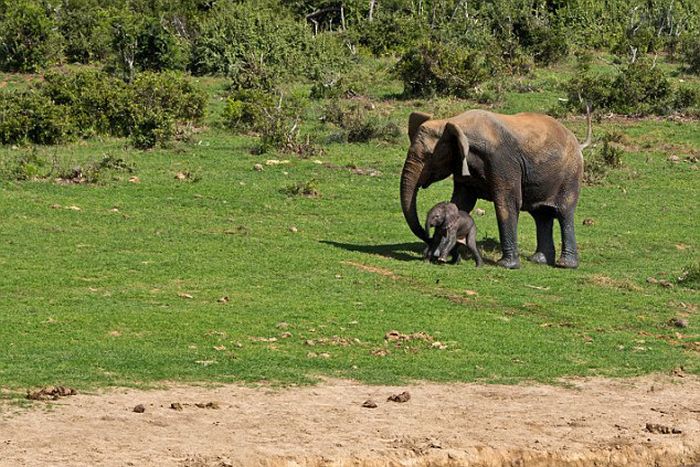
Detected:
left=400, top=109, right=591, bottom=269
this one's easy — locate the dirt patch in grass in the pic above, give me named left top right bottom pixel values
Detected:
left=1, top=375, right=699, bottom=466
left=342, top=260, right=400, bottom=280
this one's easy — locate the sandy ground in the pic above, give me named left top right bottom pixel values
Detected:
left=1, top=374, right=699, bottom=467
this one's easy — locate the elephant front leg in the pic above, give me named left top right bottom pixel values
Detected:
left=494, top=200, right=521, bottom=269
left=529, top=211, right=555, bottom=265
left=450, top=183, right=477, bottom=213
left=556, top=210, right=578, bottom=269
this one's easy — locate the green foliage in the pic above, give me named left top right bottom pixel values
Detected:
left=0, top=90, right=74, bottom=145
left=0, top=0, right=64, bottom=72
left=134, top=17, right=189, bottom=72
left=57, top=0, right=111, bottom=64
left=680, top=33, right=700, bottom=74
left=190, top=3, right=312, bottom=78
left=0, top=149, right=49, bottom=181
left=322, top=99, right=400, bottom=143
left=583, top=133, right=625, bottom=185
left=222, top=89, right=277, bottom=131
left=354, top=10, right=428, bottom=55
left=54, top=154, right=135, bottom=184
left=394, top=42, right=491, bottom=99
left=282, top=178, right=321, bottom=198
left=0, top=69, right=205, bottom=148
left=564, top=57, right=685, bottom=116
left=677, top=262, right=700, bottom=289
left=42, top=69, right=132, bottom=137
left=129, top=71, right=207, bottom=148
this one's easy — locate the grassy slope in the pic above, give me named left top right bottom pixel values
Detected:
left=0, top=63, right=698, bottom=390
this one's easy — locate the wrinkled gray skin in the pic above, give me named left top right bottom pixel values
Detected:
left=400, top=109, right=591, bottom=269
left=424, top=202, right=483, bottom=267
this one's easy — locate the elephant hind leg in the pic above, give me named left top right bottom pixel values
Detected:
left=555, top=209, right=578, bottom=269
left=528, top=209, right=556, bottom=266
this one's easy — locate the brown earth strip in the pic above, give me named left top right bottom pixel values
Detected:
left=1, top=375, right=699, bottom=466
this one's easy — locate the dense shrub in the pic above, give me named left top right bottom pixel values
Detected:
left=1, top=69, right=205, bottom=148
left=129, top=71, right=206, bottom=148
left=0, top=91, right=74, bottom=145
left=564, top=57, right=682, bottom=116
left=222, top=89, right=277, bottom=131
left=42, top=69, right=132, bottom=137
left=190, top=3, right=312, bottom=78
left=322, top=99, right=400, bottom=143
left=57, top=0, right=111, bottom=64
left=394, top=42, right=491, bottom=99
left=680, top=34, right=700, bottom=74
left=583, top=133, right=625, bottom=185
left=0, top=1, right=63, bottom=72
left=134, top=17, right=189, bottom=72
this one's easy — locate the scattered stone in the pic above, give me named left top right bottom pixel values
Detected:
left=289, top=226, right=298, bottom=233
left=667, top=155, right=680, bottom=163
left=371, top=348, right=389, bottom=357
left=280, top=332, right=293, bottom=338
left=474, top=208, right=486, bottom=216
left=362, top=399, right=378, bottom=408
left=253, top=163, right=263, bottom=171
left=27, top=386, right=77, bottom=401
left=170, top=403, right=183, bottom=411
left=583, top=218, right=595, bottom=226
left=670, top=317, right=689, bottom=328
left=265, top=159, right=290, bottom=166
left=50, top=204, right=62, bottom=209
left=276, top=322, right=289, bottom=329
left=128, top=176, right=140, bottom=183
left=178, top=292, right=194, bottom=299
left=217, top=296, right=229, bottom=304
left=431, top=341, right=448, bottom=350
left=174, top=172, right=188, bottom=180
left=645, top=423, right=682, bottom=434
left=66, top=205, right=82, bottom=211
left=646, top=277, right=674, bottom=288
left=133, top=404, right=146, bottom=413
left=387, top=391, right=411, bottom=403
left=195, top=402, right=220, bottom=409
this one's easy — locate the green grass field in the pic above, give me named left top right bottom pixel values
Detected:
left=1, top=64, right=698, bottom=391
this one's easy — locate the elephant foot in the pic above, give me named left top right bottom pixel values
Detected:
left=555, top=255, right=578, bottom=269
left=497, top=255, right=521, bottom=269
left=528, top=251, right=555, bottom=265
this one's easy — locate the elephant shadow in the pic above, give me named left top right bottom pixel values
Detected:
left=321, top=237, right=502, bottom=264
left=320, top=240, right=424, bottom=262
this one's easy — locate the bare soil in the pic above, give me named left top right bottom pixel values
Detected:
left=1, top=374, right=699, bottom=466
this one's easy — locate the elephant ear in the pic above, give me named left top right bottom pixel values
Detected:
left=408, top=112, right=432, bottom=143
left=445, top=122, right=471, bottom=176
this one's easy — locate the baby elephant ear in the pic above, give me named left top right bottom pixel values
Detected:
left=408, top=112, right=432, bottom=143
left=445, top=122, right=470, bottom=176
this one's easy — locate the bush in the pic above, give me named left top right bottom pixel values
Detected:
left=0, top=90, right=75, bottom=145
left=134, top=17, right=189, bottom=72
left=680, top=33, right=700, bottom=75
left=282, top=179, right=320, bottom=198
left=322, top=99, right=400, bottom=143
left=57, top=0, right=111, bottom=64
left=129, top=72, right=206, bottom=148
left=0, top=1, right=64, bottom=72
left=190, top=3, right=312, bottom=79
left=222, top=89, right=276, bottom=131
left=394, top=42, right=491, bottom=99
left=583, top=133, right=625, bottom=185
left=564, top=57, right=675, bottom=116
left=42, top=69, right=132, bottom=137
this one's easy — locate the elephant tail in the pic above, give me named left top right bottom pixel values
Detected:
left=579, top=103, right=593, bottom=151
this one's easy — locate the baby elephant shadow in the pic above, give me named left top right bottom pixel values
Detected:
left=320, top=240, right=426, bottom=262
left=321, top=238, right=501, bottom=265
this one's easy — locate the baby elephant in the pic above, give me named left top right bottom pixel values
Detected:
left=424, top=202, right=483, bottom=267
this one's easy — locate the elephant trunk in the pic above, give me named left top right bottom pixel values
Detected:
left=400, top=155, right=429, bottom=243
